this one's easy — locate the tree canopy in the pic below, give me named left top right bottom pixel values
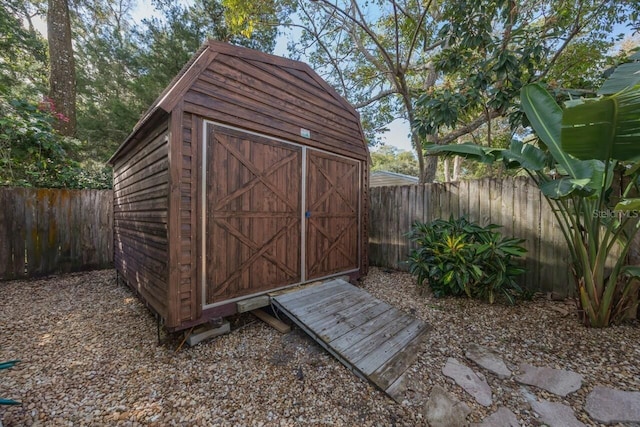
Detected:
left=1, top=0, right=638, bottom=188
left=1, top=0, right=277, bottom=188
left=225, top=0, right=640, bottom=181
left=370, top=144, right=419, bottom=177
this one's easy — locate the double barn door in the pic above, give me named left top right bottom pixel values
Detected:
left=204, top=124, right=360, bottom=306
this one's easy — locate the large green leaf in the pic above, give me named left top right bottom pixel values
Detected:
left=598, top=62, right=640, bottom=95
left=562, top=85, right=640, bottom=162
left=579, top=160, right=611, bottom=196
left=614, top=198, right=640, bottom=211
left=620, top=265, right=640, bottom=279
left=501, top=139, right=546, bottom=170
left=540, top=178, right=591, bottom=198
left=425, top=143, right=500, bottom=164
left=521, top=84, right=593, bottom=181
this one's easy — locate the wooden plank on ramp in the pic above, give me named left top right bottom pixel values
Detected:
left=271, top=278, right=430, bottom=401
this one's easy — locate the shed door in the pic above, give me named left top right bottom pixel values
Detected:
left=205, top=126, right=302, bottom=304
left=305, top=150, right=360, bottom=279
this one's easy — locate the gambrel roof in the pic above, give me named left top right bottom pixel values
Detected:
left=109, top=40, right=367, bottom=165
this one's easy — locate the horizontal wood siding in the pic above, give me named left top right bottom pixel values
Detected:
left=369, top=178, right=625, bottom=297
left=0, top=188, right=112, bottom=280
left=183, top=53, right=367, bottom=161
left=113, top=123, right=170, bottom=318
left=109, top=42, right=369, bottom=329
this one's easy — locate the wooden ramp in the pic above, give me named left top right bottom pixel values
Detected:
left=271, top=278, right=430, bottom=401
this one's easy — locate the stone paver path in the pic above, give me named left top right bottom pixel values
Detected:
left=423, top=385, right=471, bottom=427
left=472, top=407, right=519, bottom=427
left=521, top=388, right=585, bottom=427
left=425, top=345, right=639, bottom=426
left=442, top=358, right=493, bottom=406
left=465, top=343, right=511, bottom=379
left=515, top=363, right=583, bottom=396
left=585, top=386, right=640, bottom=424
left=529, top=399, right=586, bottom=427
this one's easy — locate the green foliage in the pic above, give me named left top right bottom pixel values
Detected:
left=222, top=0, right=295, bottom=39
left=281, top=0, right=638, bottom=181
left=598, top=51, right=640, bottom=95
left=523, top=83, right=640, bottom=326
left=0, top=97, right=111, bottom=189
left=370, top=144, right=419, bottom=177
left=73, top=0, right=278, bottom=163
left=0, top=2, right=48, bottom=99
left=413, top=0, right=640, bottom=148
left=426, top=79, right=640, bottom=326
left=408, top=217, right=527, bottom=304
left=1, top=360, right=20, bottom=406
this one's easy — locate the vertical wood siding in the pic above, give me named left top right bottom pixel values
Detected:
left=368, top=178, right=623, bottom=297
left=204, top=125, right=303, bottom=304
left=361, top=155, right=370, bottom=276
left=112, top=125, right=170, bottom=318
left=305, top=150, right=360, bottom=279
left=0, top=187, right=112, bottom=280
left=176, top=112, right=200, bottom=324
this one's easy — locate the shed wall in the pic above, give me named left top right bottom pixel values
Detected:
left=176, top=111, right=200, bottom=325
left=182, top=53, right=367, bottom=160
left=112, top=42, right=369, bottom=331
left=113, top=124, right=170, bottom=318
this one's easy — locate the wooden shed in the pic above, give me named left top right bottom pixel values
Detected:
left=107, top=41, right=369, bottom=331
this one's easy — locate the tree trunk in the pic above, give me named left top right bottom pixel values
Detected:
left=443, top=158, right=450, bottom=182
left=47, top=0, right=76, bottom=136
left=416, top=61, right=439, bottom=183
left=452, top=156, right=461, bottom=181
left=422, top=155, right=438, bottom=182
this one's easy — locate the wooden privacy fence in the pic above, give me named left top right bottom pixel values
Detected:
left=0, top=188, right=113, bottom=280
left=369, top=177, right=601, bottom=297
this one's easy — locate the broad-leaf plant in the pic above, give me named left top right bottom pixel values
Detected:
left=426, top=61, right=640, bottom=327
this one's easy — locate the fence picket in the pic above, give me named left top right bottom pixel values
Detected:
left=0, top=188, right=113, bottom=280
left=368, top=177, right=627, bottom=297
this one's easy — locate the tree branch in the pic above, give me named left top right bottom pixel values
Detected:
left=392, top=0, right=400, bottom=69
left=297, top=5, right=351, bottom=95
left=403, top=0, right=434, bottom=71
left=312, top=0, right=398, bottom=76
left=353, top=89, right=397, bottom=108
left=537, top=0, right=605, bottom=81
left=437, top=110, right=501, bottom=145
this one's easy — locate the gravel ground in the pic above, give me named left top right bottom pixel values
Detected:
left=1, top=267, right=639, bottom=426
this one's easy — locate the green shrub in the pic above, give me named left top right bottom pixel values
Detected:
left=407, top=216, right=527, bottom=304
left=0, top=97, right=112, bottom=189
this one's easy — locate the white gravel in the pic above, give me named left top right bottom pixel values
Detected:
left=1, top=267, right=639, bottom=426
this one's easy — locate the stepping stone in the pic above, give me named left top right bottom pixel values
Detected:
left=423, top=385, right=471, bottom=427
left=585, top=386, right=640, bottom=424
left=530, top=399, right=585, bottom=427
left=515, top=363, right=582, bottom=396
left=442, top=357, right=493, bottom=406
left=521, top=387, right=585, bottom=427
left=472, top=407, right=520, bottom=427
left=465, top=343, right=511, bottom=379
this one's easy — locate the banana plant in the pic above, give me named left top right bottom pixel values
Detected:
left=1, top=360, right=20, bottom=406
left=426, top=82, right=640, bottom=327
